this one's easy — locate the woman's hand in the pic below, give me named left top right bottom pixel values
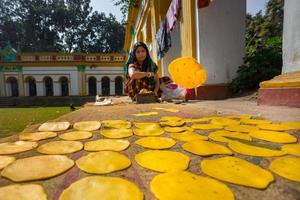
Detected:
left=147, top=72, right=154, bottom=78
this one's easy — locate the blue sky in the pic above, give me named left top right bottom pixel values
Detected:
left=90, top=0, right=268, bottom=22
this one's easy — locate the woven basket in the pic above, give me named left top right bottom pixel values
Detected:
left=136, top=93, right=157, bottom=104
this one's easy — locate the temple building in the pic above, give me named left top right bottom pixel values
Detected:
left=0, top=43, right=126, bottom=97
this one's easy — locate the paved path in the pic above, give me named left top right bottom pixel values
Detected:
left=0, top=97, right=299, bottom=200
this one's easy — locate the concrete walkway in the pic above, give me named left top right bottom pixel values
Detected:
left=0, top=97, right=299, bottom=200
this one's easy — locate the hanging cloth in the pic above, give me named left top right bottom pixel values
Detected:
left=166, top=0, right=181, bottom=33
left=155, top=18, right=172, bottom=59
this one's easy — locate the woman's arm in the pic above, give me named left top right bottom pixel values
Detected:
left=128, top=65, right=152, bottom=80
left=130, top=71, right=150, bottom=80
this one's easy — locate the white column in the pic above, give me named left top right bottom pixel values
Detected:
left=282, top=0, right=300, bottom=73
left=36, top=82, right=44, bottom=96
left=54, top=82, right=60, bottom=96
left=6, top=83, right=11, bottom=96
left=110, top=80, right=115, bottom=95
left=197, top=0, right=246, bottom=84
left=24, top=82, right=29, bottom=96
left=97, top=81, right=102, bottom=95
left=0, top=72, right=5, bottom=96
left=18, top=72, right=25, bottom=96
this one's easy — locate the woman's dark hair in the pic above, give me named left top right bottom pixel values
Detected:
left=124, top=42, right=157, bottom=75
left=132, top=42, right=150, bottom=64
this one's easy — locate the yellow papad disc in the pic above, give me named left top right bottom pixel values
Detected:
left=191, top=123, right=223, bottom=130
left=241, top=119, right=272, bottom=125
left=0, top=141, right=38, bottom=155
left=135, top=137, right=176, bottom=149
left=184, top=117, right=212, bottom=123
left=153, top=107, right=179, bottom=113
left=133, top=127, right=165, bottom=136
left=150, top=171, right=234, bottom=200
left=1, top=155, right=74, bottom=182
left=160, top=120, right=185, bottom=127
left=38, top=121, right=70, bottom=132
left=280, top=121, right=300, bottom=130
left=100, top=128, right=133, bottom=138
left=269, top=157, right=300, bottom=182
left=182, top=140, right=232, bottom=156
left=19, top=131, right=57, bottom=141
left=59, top=131, right=93, bottom=140
left=134, top=122, right=161, bottom=129
left=59, top=176, right=143, bottom=200
left=164, top=126, right=194, bottom=133
left=170, top=131, right=208, bottom=142
left=37, top=141, right=83, bottom=154
left=0, top=184, right=47, bottom=200
left=211, top=117, right=240, bottom=126
left=258, top=123, right=296, bottom=131
left=249, top=130, right=297, bottom=143
left=0, top=156, right=15, bottom=170
left=73, top=121, right=101, bottom=131
left=226, top=115, right=252, bottom=120
left=281, top=144, right=300, bottom=156
left=208, top=130, right=252, bottom=143
left=101, top=120, right=131, bottom=129
left=132, top=112, right=158, bottom=117
left=201, top=156, right=274, bottom=189
left=76, top=151, right=131, bottom=174
left=84, top=139, right=130, bottom=151
left=228, top=141, right=286, bottom=157
left=135, top=150, right=189, bottom=172
left=224, top=125, right=259, bottom=133
left=168, top=57, right=206, bottom=89
left=160, top=116, right=182, bottom=122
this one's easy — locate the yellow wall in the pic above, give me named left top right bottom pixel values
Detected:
left=123, top=0, right=197, bottom=76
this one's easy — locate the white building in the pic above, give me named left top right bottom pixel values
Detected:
left=0, top=45, right=126, bottom=97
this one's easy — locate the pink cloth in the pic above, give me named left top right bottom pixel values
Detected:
left=166, top=0, right=181, bottom=33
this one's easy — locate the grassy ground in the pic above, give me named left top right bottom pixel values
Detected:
left=0, top=106, right=75, bottom=138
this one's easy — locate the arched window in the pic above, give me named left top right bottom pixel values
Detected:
left=88, top=77, right=97, bottom=96
left=44, top=77, right=53, bottom=96
left=60, top=77, right=69, bottom=96
left=26, top=76, right=37, bottom=96
left=101, top=77, right=110, bottom=96
left=7, top=77, right=18, bottom=97
left=115, top=76, right=123, bottom=95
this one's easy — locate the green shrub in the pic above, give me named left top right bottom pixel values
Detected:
left=230, top=37, right=282, bottom=94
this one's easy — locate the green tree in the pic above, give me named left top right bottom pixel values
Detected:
left=230, top=0, right=284, bottom=94
left=0, top=0, right=124, bottom=53
left=112, top=0, right=138, bottom=21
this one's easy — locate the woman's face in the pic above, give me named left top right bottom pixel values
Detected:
left=135, top=46, right=147, bottom=62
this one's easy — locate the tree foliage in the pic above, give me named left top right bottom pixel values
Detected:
left=112, top=0, right=138, bottom=21
left=230, top=0, right=284, bottom=94
left=0, top=0, right=125, bottom=53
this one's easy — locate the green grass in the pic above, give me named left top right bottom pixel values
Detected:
left=0, top=107, right=75, bottom=138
